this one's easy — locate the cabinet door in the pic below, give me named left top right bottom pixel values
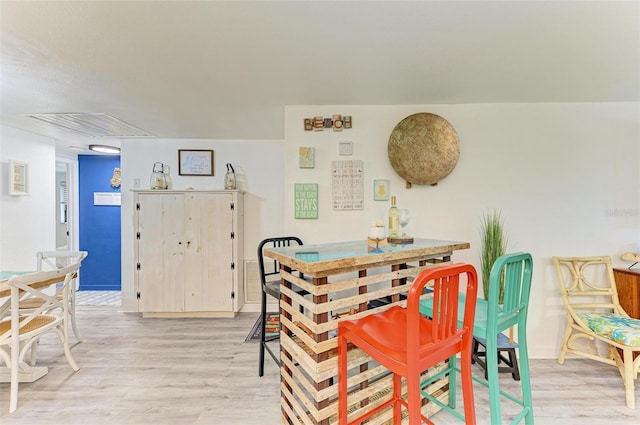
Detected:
left=184, top=193, right=234, bottom=312
left=614, top=269, right=640, bottom=319
left=137, top=193, right=185, bottom=312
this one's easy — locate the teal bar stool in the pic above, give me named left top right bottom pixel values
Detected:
left=420, top=252, right=534, bottom=425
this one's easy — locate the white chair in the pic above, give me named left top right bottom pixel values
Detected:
left=0, top=264, right=81, bottom=412
left=34, top=251, right=88, bottom=342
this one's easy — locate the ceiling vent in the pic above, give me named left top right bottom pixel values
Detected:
left=25, top=113, right=154, bottom=138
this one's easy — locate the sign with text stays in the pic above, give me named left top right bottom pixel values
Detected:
left=294, top=183, right=318, bottom=219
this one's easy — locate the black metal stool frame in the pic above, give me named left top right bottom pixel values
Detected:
left=472, top=335, right=520, bottom=381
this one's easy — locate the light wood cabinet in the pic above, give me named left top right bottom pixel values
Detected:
left=133, top=190, right=244, bottom=317
left=613, top=268, right=640, bottom=319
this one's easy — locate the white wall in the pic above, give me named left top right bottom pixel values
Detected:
left=0, top=126, right=57, bottom=270
left=119, top=103, right=638, bottom=358
left=284, top=103, right=640, bottom=358
left=120, top=139, right=285, bottom=310
left=3, top=102, right=639, bottom=359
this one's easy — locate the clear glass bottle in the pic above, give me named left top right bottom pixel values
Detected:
left=388, top=196, right=400, bottom=238
left=163, top=164, right=172, bottom=190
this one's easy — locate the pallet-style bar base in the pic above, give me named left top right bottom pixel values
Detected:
left=265, top=238, right=470, bottom=424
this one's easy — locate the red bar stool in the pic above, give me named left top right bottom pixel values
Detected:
left=338, top=263, right=479, bottom=425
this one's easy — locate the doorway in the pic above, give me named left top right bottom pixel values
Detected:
left=77, top=154, right=121, bottom=291
left=55, top=159, right=78, bottom=251
left=55, top=161, right=70, bottom=249
left=56, top=155, right=122, bottom=306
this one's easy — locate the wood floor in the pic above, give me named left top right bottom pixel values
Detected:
left=1, top=306, right=639, bottom=424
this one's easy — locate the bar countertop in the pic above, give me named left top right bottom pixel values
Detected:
left=264, top=238, right=470, bottom=277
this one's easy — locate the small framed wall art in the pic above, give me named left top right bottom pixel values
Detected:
left=178, top=149, right=214, bottom=176
left=9, top=160, right=28, bottom=196
left=294, top=183, right=318, bottom=219
left=299, top=147, right=315, bottom=168
left=338, top=141, right=353, bottom=156
left=373, top=179, right=390, bottom=201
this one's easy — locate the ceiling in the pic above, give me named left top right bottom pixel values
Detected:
left=1, top=1, right=638, bottom=155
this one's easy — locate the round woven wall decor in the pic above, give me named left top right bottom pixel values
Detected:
left=388, top=112, right=460, bottom=186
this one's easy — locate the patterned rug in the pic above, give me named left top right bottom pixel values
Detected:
left=75, top=290, right=121, bottom=306
left=245, top=313, right=280, bottom=342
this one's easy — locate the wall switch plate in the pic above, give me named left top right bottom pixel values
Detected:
left=339, top=141, right=353, bottom=156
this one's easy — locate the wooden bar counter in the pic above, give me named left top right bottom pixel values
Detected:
left=264, top=238, right=470, bottom=425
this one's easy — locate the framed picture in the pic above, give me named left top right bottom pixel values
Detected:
left=9, top=160, right=28, bottom=196
left=178, top=150, right=214, bottom=176
left=373, top=179, right=390, bottom=201
left=294, top=183, right=318, bottom=219
left=299, top=147, right=315, bottom=168
left=338, top=141, right=353, bottom=156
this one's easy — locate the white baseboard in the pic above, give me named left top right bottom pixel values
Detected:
left=240, top=301, right=278, bottom=313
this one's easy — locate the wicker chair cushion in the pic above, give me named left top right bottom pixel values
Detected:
left=0, top=315, right=56, bottom=335
left=577, top=312, right=640, bottom=347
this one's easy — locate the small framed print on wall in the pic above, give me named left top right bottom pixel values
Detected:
left=294, top=183, right=318, bottom=219
left=373, top=179, right=390, bottom=201
left=299, top=147, right=315, bottom=168
left=9, top=160, right=28, bottom=196
left=178, top=149, right=214, bottom=176
left=338, top=141, right=353, bottom=156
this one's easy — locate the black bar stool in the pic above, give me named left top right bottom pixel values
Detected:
left=472, top=332, right=520, bottom=381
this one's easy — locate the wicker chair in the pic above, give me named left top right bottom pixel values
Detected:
left=34, top=251, right=88, bottom=342
left=553, top=256, right=640, bottom=409
left=0, top=264, right=81, bottom=412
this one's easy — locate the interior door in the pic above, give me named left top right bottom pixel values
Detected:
left=137, top=192, right=185, bottom=312
left=55, top=161, right=70, bottom=250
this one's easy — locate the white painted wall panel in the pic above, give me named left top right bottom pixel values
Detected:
left=283, top=103, right=640, bottom=358
left=0, top=126, right=57, bottom=270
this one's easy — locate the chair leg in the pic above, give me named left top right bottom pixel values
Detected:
left=10, top=336, right=19, bottom=413
left=486, top=336, right=503, bottom=425
left=258, top=290, right=267, bottom=377
left=393, top=372, right=402, bottom=423
left=338, top=331, right=348, bottom=425
left=70, top=314, right=82, bottom=343
left=406, top=368, right=422, bottom=425
left=623, top=347, right=636, bottom=409
left=471, top=337, right=479, bottom=364
left=517, top=328, right=534, bottom=425
left=508, top=348, right=520, bottom=381
left=58, top=326, right=79, bottom=371
left=69, top=290, right=82, bottom=342
left=460, top=341, right=477, bottom=425
left=472, top=338, right=490, bottom=379
left=482, top=342, right=489, bottom=380
left=557, top=323, right=572, bottom=364
left=448, top=355, right=457, bottom=409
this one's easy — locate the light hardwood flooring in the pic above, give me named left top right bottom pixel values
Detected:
left=1, top=305, right=639, bottom=424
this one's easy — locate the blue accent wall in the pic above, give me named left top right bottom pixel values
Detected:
left=78, top=155, right=121, bottom=290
